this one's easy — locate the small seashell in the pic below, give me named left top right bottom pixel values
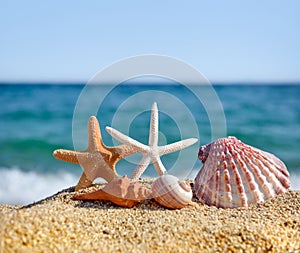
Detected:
left=195, top=136, right=290, bottom=208
left=152, top=174, right=193, bottom=209
left=73, top=176, right=151, bottom=208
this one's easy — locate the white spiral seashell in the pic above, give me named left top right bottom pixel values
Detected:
left=195, top=136, right=290, bottom=208
left=152, top=174, right=193, bottom=209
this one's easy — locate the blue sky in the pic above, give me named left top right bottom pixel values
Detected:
left=0, top=0, right=299, bottom=83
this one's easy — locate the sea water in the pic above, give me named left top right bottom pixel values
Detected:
left=0, top=83, right=299, bottom=205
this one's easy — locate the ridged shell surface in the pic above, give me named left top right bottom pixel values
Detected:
left=73, top=176, right=151, bottom=208
left=195, top=136, right=290, bottom=208
left=152, top=174, right=193, bottom=209
left=104, top=176, right=151, bottom=201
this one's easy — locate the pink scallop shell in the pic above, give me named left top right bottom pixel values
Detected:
left=194, top=136, right=290, bottom=208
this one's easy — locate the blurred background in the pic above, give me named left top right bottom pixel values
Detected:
left=0, top=1, right=299, bottom=205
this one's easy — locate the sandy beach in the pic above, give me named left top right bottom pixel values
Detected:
left=0, top=181, right=299, bottom=253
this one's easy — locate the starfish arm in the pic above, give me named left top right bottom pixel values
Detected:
left=148, top=102, right=159, bottom=147
left=107, top=144, right=139, bottom=159
left=152, top=157, right=168, bottom=176
left=75, top=172, right=93, bottom=191
left=158, top=138, right=198, bottom=156
left=130, top=156, right=151, bottom=181
left=53, top=149, right=80, bottom=164
left=106, top=126, right=149, bottom=153
left=87, top=116, right=104, bottom=150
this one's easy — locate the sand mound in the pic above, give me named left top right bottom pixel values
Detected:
left=1, top=181, right=299, bottom=252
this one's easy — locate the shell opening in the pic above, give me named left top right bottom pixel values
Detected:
left=178, top=180, right=191, bottom=192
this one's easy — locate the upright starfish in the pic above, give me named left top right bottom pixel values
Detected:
left=53, top=116, right=138, bottom=191
left=106, top=102, right=198, bottom=181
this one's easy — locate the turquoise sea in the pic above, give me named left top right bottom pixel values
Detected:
left=0, top=83, right=299, bottom=204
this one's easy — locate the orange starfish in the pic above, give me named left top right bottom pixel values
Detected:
left=53, top=116, right=138, bottom=191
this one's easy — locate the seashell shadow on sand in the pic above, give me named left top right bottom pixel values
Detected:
left=1, top=179, right=299, bottom=252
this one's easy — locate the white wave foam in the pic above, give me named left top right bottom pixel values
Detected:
left=0, top=167, right=299, bottom=206
left=290, top=173, right=300, bottom=190
left=0, top=167, right=78, bottom=205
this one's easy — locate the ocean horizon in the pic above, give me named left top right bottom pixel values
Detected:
left=1, top=83, right=299, bottom=205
